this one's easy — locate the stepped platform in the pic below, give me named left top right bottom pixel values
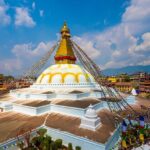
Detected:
left=13, top=100, right=51, bottom=107
left=50, top=98, right=100, bottom=108
left=13, top=99, right=100, bottom=109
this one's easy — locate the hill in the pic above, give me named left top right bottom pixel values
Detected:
left=102, top=65, right=150, bottom=76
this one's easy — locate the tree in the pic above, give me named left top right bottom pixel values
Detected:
left=68, top=143, right=73, bottom=150
left=55, top=139, right=62, bottom=148
left=0, top=74, right=3, bottom=79
left=124, top=75, right=130, bottom=82
left=76, top=146, right=81, bottom=150
left=3, top=75, right=14, bottom=82
left=17, top=128, right=81, bottom=150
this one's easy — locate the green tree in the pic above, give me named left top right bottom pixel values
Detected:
left=76, top=146, right=81, bottom=150
left=124, top=75, right=130, bottom=82
left=31, top=128, right=52, bottom=150
left=37, top=128, right=47, bottom=137
left=68, top=143, right=73, bottom=150
left=17, top=141, right=24, bottom=149
left=0, top=74, right=3, bottom=79
left=50, top=141, right=57, bottom=150
left=4, top=75, right=14, bottom=81
left=55, top=139, right=62, bottom=148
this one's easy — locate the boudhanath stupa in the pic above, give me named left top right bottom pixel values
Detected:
left=12, top=23, right=104, bottom=101
left=0, top=23, right=140, bottom=150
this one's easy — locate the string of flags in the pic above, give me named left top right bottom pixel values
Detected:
left=121, top=115, right=150, bottom=149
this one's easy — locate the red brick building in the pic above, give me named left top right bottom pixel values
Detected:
left=139, top=81, right=150, bottom=93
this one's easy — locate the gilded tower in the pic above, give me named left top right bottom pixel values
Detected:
left=54, top=22, right=76, bottom=64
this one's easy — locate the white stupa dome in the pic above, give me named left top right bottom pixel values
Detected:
left=11, top=23, right=104, bottom=100
left=36, top=64, right=95, bottom=84
left=31, top=23, right=100, bottom=92
left=131, top=88, right=137, bottom=96
left=85, top=104, right=98, bottom=118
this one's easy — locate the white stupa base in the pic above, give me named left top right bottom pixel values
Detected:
left=31, top=82, right=101, bottom=91
left=80, top=117, right=101, bottom=131
left=0, top=102, right=13, bottom=112
left=80, top=104, right=101, bottom=131
left=10, top=87, right=104, bottom=101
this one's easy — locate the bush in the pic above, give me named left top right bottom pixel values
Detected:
left=76, top=146, right=81, bottom=150
left=45, top=135, right=52, bottom=143
left=146, top=93, right=150, bottom=99
left=68, top=143, right=73, bottom=150
left=50, top=141, right=57, bottom=150
left=37, top=128, right=47, bottom=137
left=55, top=139, right=62, bottom=148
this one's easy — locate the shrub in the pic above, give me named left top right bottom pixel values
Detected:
left=55, top=139, right=62, bottom=148
left=76, top=146, right=81, bottom=150
left=146, top=93, right=150, bottom=99
left=68, top=143, right=73, bottom=150
left=50, top=141, right=57, bottom=150
left=45, top=135, right=52, bottom=143
left=37, top=128, right=47, bottom=137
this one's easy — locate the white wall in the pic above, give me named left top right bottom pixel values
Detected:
left=45, top=126, right=105, bottom=150
left=10, top=90, right=103, bottom=100
left=13, top=104, right=50, bottom=116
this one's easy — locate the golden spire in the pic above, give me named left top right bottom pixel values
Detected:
left=61, top=22, right=70, bottom=37
left=54, top=22, right=76, bottom=64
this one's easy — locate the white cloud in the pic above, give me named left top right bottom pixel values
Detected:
left=39, top=10, right=44, bottom=17
left=1, top=0, right=150, bottom=74
left=14, top=41, right=55, bottom=73
left=0, top=41, right=56, bottom=75
left=103, top=60, right=129, bottom=69
left=129, top=32, right=150, bottom=54
left=15, top=7, right=36, bottom=27
left=0, top=0, right=11, bottom=25
left=122, top=0, right=150, bottom=35
left=12, top=42, right=53, bottom=58
left=73, top=36, right=101, bottom=59
left=0, top=58, right=21, bottom=74
left=139, top=59, right=150, bottom=66
left=73, top=0, right=150, bottom=69
left=32, top=2, right=35, bottom=10
left=112, top=50, right=121, bottom=58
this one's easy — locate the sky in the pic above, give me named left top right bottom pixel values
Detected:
left=0, top=0, right=150, bottom=75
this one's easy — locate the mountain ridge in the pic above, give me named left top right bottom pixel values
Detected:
left=102, top=65, right=150, bottom=76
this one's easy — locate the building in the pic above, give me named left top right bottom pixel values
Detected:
left=0, top=76, right=7, bottom=94
left=107, top=76, right=117, bottom=83
left=15, top=79, right=32, bottom=89
left=130, top=72, right=150, bottom=82
left=115, top=82, right=133, bottom=93
left=139, top=81, right=150, bottom=93
left=0, top=79, right=3, bottom=89
left=0, top=23, right=137, bottom=150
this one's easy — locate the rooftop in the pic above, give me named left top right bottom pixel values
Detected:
left=0, top=110, right=116, bottom=144
left=45, top=110, right=116, bottom=143
left=13, top=100, right=51, bottom=107
left=0, top=111, right=46, bottom=143
left=51, top=99, right=100, bottom=108
left=0, top=93, right=149, bottom=144
left=13, top=99, right=100, bottom=108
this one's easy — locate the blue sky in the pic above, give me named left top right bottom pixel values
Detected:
left=0, top=0, right=150, bottom=75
